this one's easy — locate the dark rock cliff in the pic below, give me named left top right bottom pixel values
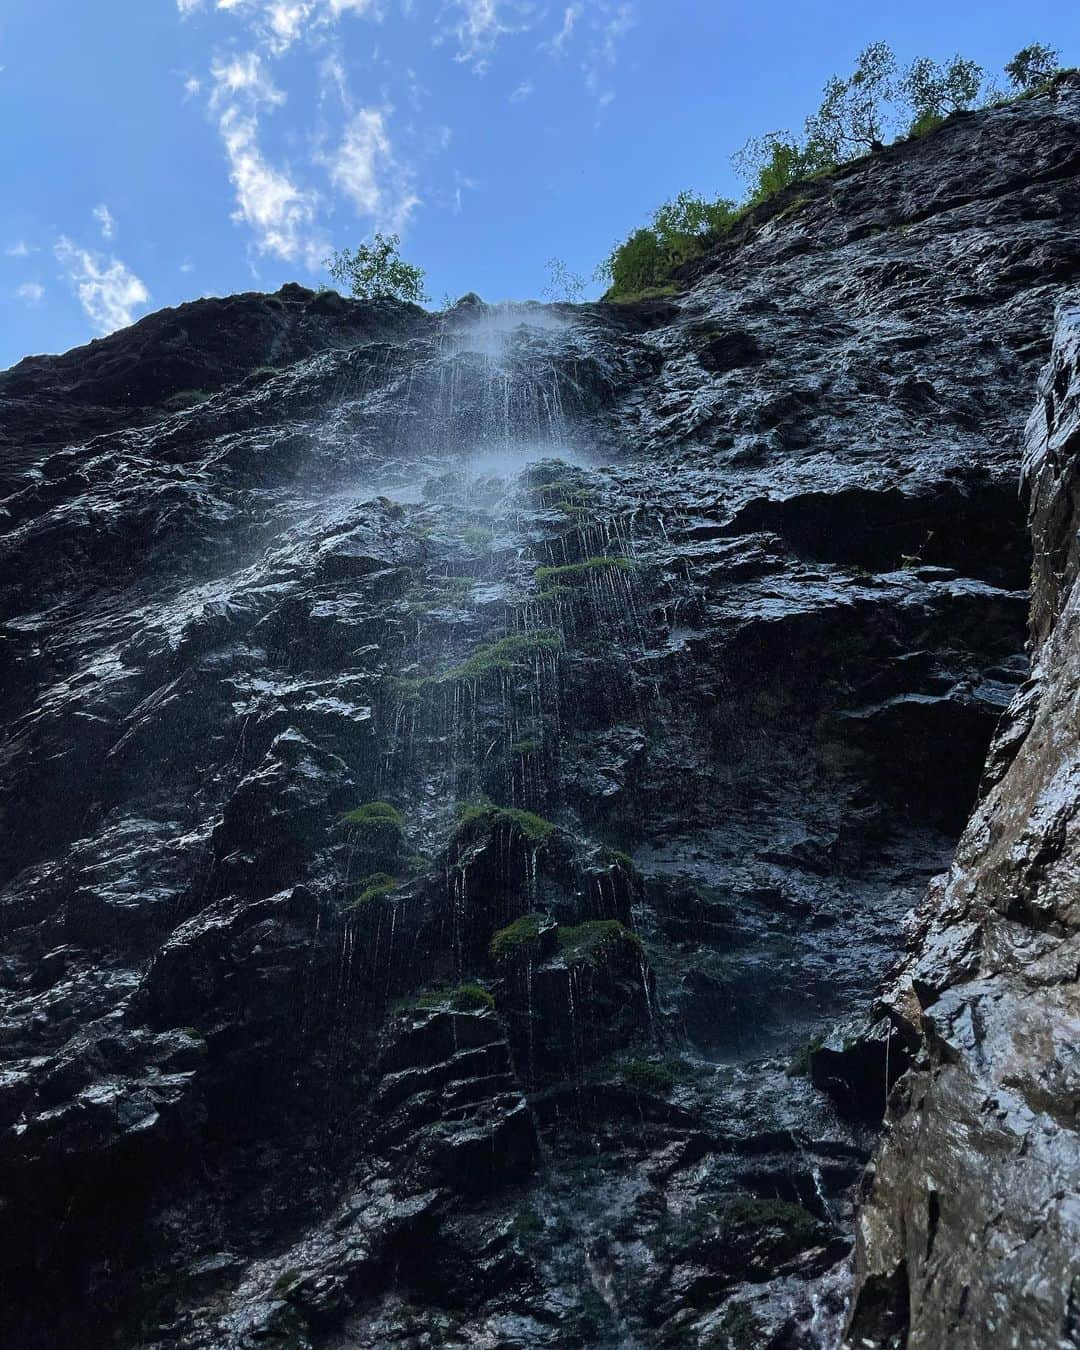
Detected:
left=846, top=296, right=1080, bottom=1350
left=0, top=79, right=1078, bottom=1349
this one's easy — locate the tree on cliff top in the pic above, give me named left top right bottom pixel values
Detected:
left=732, top=133, right=835, bottom=206
left=900, top=55, right=987, bottom=135
left=325, top=233, right=428, bottom=304
left=600, top=36, right=1071, bottom=301
left=595, top=191, right=741, bottom=298
left=1005, top=44, right=1062, bottom=91
left=805, top=42, right=899, bottom=158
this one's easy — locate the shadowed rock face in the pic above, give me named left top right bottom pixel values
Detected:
left=0, top=79, right=1078, bottom=1350
left=846, top=298, right=1080, bottom=1350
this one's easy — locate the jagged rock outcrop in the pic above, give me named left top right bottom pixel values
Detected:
left=1, top=77, right=1079, bottom=1349
left=846, top=296, right=1080, bottom=1350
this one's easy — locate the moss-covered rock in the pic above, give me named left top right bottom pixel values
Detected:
left=455, top=801, right=556, bottom=848
left=489, top=913, right=550, bottom=963
left=534, top=556, right=635, bottom=585
left=558, top=919, right=642, bottom=965
left=721, top=1195, right=817, bottom=1246
left=162, top=388, right=213, bottom=412
left=416, top=983, right=496, bottom=1013
left=392, top=631, right=562, bottom=698
left=346, top=872, right=400, bottom=910
left=339, top=801, right=404, bottom=831
left=621, top=1058, right=677, bottom=1096
left=338, top=801, right=406, bottom=868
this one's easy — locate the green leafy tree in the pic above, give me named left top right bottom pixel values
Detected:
left=900, top=55, right=985, bottom=134
left=1005, top=43, right=1061, bottom=91
left=603, top=227, right=667, bottom=296
left=805, top=41, right=898, bottom=160
left=651, top=190, right=740, bottom=251
left=599, top=191, right=740, bottom=299
left=325, top=232, right=428, bottom=304
left=732, top=132, right=835, bottom=204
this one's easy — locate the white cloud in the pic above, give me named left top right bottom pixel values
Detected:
left=93, top=204, right=116, bottom=239
left=320, top=51, right=349, bottom=105
left=583, top=3, right=633, bottom=104
left=176, top=0, right=204, bottom=12
left=181, top=0, right=426, bottom=268
left=449, top=169, right=477, bottom=216
left=219, top=108, right=323, bottom=262
left=326, top=107, right=419, bottom=233
left=545, top=4, right=579, bottom=54
left=17, top=282, right=44, bottom=305
left=180, top=259, right=196, bottom=273
left=326, top=0, right=377, bottom=15
left=265, top=1, right=311, bottom=52
left=54, top=237, right=150, bottom=334
left=443, top=0, right=515, bottom=73
left=510, top=78, right=533, bottom=102
left=5, top=240, right=33, bottom=258
left=184, top=75, right=202, bottom=98
left=208, top=50, right=324, bottom=263
left=210, top=51, right=285, bottom=108
left=204, top=0, right=378, bottom=53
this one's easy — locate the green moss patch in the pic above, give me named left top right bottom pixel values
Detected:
left=489, top=913, right=548, bottom=962
left=339, top=801, right=404, bottom=835
left=533, top=585, right=575, bottom=604
left=461, top=525, right=495, bottom=549
left=338, top=801, right=406, bottom=862
left=455, top=802, right=556, bottom=846
left=417, top=982, right=495, bottom=1013
left=162, top=389, right=213, bottom=412
left=346, top=872, right=400, bottom=909
left=621, top=1059, right=677, bottom=1096
left=605, top=283, right=681, bottom=304
left=558, top=919, right=642, bottom=965
left=722, top=1196, right=817, bottom=1244
left=534, top=556, right=634, bottom=585
left=405, top=574, right=477, bottom=613
left=392, top=631, right=561, bottom=699
left=450, top=631, right=561, bottom=680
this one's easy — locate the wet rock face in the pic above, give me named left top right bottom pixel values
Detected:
left=0, top=81, right=1078, bottom=1349
left=847, top=297, right=1080, bottom=1350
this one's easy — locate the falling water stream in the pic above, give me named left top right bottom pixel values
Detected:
left=309, top=300, right=861, bottom=1346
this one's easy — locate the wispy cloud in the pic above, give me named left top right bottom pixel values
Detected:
left=5, top=240, right=34, bottom=258
left=54, top=237, right=150, bottom=334
left=191, top=0, right=379, bottom=53
left=183, top=0, right=424, bottom=268
left=210, top=50, right=285, bottom=108
left=582, top=3, right=634, bottom=105
left=441, top=0, right=521, bottom=73
left=16, top=281, right=44, bottom=305
left=510, top=78, right=534, bottom=102
left=544, top=4, right=579, bottom=54
left=208, top=50, right=325, bottom=263
left=326, top=107, right=419, bottom=233
left=93, top=204, right=116, bottom=239
left=448, top=168, right=477, bottom=216
left=219, top=108, right=323, bottom=262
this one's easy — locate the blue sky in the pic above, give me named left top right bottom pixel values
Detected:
left=1, top=0, right=1077, bottom=368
